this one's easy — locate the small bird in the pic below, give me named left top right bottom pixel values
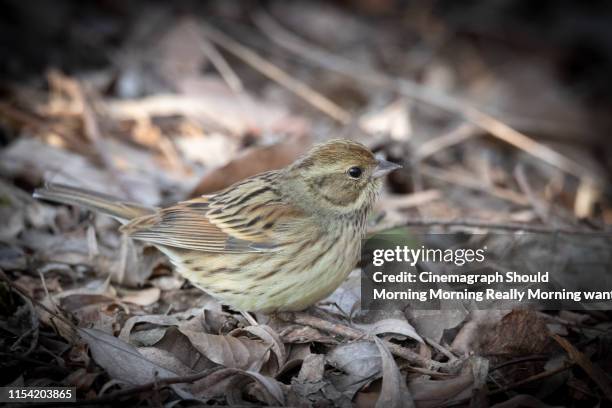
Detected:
left=34, top=139, right=400, bottom=312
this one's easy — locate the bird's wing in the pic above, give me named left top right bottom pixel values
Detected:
left=122, top=174, right=303, bottom=253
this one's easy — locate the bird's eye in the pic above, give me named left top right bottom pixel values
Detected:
left=347, top=166, right=363, bottom=179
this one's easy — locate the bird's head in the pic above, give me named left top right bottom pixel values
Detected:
left=283, top=139, right=401, bottom=216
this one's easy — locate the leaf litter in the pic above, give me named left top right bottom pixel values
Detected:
left=1, top=1, right=612, bottom=407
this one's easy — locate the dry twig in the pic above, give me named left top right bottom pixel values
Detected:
left=200, top=23, right=352, bottom=124
left=414, top=123, right=480, bottom=160
left=419, top=164, right=529, bottom=206
left=514, top=164, right=551, bottom=223
left=384, top=218, right=605, bottom=234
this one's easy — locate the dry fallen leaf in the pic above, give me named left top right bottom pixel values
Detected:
left=138, top=346, right=195, bottom=377
left=374, top=337, right=414, bottom=408
left=190, top=367, right=286, bottom=405
left=178, top=322, right=271, bottom=371
left=191, top=134, right=311, bottom=196
left=78, top=327, right=179, bottom=385
left=231, top=324, right=287, bottom=375
left=355, top=318, right=423, bottom=343
left=118, top=314, right=180, bottom=343
left=118, top=287, right=161, bottom=306
left=326, top=341, right=381, bottom=399
left=154, top=327, right=218, bottom=373
left=291, top=353, right=353, bottom=407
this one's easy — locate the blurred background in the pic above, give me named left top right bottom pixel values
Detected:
left=1, top=0, right=611, bottom=216
left=1, top=1, right=612, bottom=406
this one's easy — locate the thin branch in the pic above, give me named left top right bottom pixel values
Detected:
left=414, top=123, right=480, bottom=160
left=198, top=31, right=244, bottom=94
left=424, top=336, right=458, bottom=362
left=200, top=23, right=352, bottom=124
left=514, top=164, right=551, bottom=223
left=380, top=218, right=607, bottom=235
left=419, top=164, right=529, bottom=206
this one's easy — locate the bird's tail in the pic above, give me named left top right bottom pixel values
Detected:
left=33, top=183, right=156, bottom=224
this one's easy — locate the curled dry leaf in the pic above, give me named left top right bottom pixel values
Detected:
left=327, top=341, right=381, bottom=399
left=231, top=324, right=287, bottom=375
left=190, top=367, right=285, bottom=405
left=276, top=343, right=313, bottom=382
left=117, top=286, right=161, bottom=306
left=373, top=337, right=414, bottom=408
left=226, top=370, right=287, bottom=406
left=290, top=354, right=326, bottom=403
left=118, top=314, right=180, bottom=343
left=178, top=326, right=271, bottom=371
left=155, top=327, right=218, bottom=373
left=78, top=328, right=178, bottom=385
left=128, top=328, right=169, bottom=348
left=355, top=318, right=423, bottom=343
left=51, top=279, right=123, bottom=334
left=290, top=354, right=353, bottom=408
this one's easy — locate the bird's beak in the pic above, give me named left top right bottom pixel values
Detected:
left=372, top=158, right=402, bottom=178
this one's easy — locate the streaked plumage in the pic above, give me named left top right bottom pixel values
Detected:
left=34, top=139, right=400, bottom=312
